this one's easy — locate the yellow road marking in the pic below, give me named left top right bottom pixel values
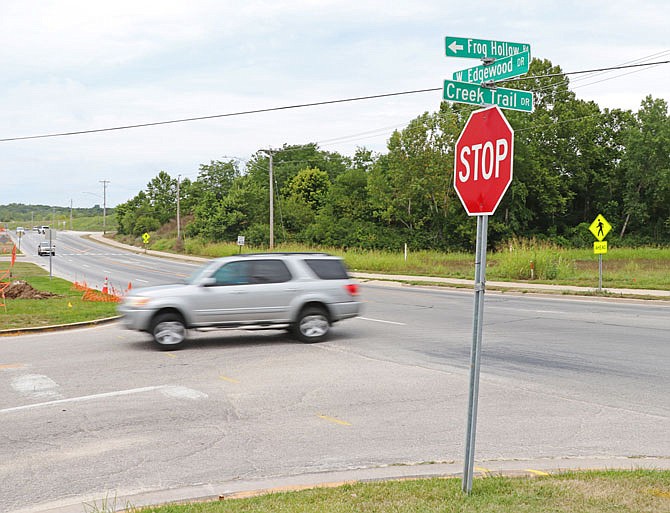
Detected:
left=525, top=469, right=550, bottom=476
left=219, top=375, right=240, bottom=384
left=0, top=363, right=25, bottom=370
left=164, top=353, right=177, bottom=358
left=317, top=414, right=352, bottom=426
left=475, top=466, right=491, bottom=475
left=221, top=481, right=357, bottom=500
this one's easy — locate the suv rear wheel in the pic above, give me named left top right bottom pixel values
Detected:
left=293, top=306, right=330, bottom=343
left=151, top=312, right=187, bottom=350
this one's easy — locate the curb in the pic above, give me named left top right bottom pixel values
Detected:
left=352, top=273, right=670, bottom=300
left=0, top=316, right=120, bottom=337
left=20, top=457, right=670, bottom=513
left=84, top=232, right=209, bottom=264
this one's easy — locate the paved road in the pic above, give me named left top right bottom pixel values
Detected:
left=1, top=280, right=668, bottom=512
left=12, top=230, right=201, bottom=289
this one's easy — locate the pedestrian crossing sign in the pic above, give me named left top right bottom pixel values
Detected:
left=589, top=214, right=611, bottom=241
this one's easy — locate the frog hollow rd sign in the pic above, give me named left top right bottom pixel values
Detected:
left=454, top=105, right=514, bottom=216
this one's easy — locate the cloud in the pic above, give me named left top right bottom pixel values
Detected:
left=0, top=0, right=668, bottom=207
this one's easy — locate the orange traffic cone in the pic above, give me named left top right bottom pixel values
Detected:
left=102, top=277, right=109, bottom=294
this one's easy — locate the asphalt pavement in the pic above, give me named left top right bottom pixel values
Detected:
left=3, top=232, right=670, bottom=512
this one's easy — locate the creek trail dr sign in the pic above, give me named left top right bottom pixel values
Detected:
left=454, top=105, right=514, bottom=216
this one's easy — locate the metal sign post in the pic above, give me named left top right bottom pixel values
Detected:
left=599, top=253, right=603, bottom=291
left=462, top=214, right=488, bottom=494
left=589, top=215, right=611, bottom=292
left=446, top=35, right=529, bottom=495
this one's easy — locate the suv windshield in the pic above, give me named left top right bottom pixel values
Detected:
left=185, top=261, right=218, bottom=284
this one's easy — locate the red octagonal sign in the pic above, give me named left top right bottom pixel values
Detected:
left=454, top=105, right=514, bottom=216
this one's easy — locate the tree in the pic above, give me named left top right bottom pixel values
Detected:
left=618, top=96, right=670, bottom=241
left=286, top=168, right=331, bottom=211
left=146, top=171, right=177, bottom=225
left=115, top=191, right=152, bottom=236
left=499, top=59, right=585, bottom=239
left=188, top=160, right=241, bottom=205
left=367, top=103, right=467, bottom=249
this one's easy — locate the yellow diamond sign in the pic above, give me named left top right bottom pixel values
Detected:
left=589, top=214, right=611, bottom=241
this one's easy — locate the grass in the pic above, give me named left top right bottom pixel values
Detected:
left=0, top=262, right=119, bottom=330
left=7, top=215, right=118, bottom=233
left=90, top=470, right=670, bottom=513
left=132, top=236, right=670, bottom=291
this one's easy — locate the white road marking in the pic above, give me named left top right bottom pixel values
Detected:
left=357, top=317, right=406, bottom=326
left=161, top=385, right=208, bottom=400
left=11, top=374, right=62, bottom=400
left=0, top=385, right=208, bottom=414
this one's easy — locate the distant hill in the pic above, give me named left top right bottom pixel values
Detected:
left=0, top=203, right=116, bottom=231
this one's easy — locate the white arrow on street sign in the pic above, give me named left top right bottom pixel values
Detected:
left=447, top=40, right=464, bottom=54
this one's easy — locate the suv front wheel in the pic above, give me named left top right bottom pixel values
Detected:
left=151, top=312, right=187, bottom=350
left=293, top=306, right=330, bottom=343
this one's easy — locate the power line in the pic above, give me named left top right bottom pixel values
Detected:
left=527, top=51, right=670, bottom=97
left=0, top=88, right=440, bottom=143
left=0, top=59, right=667, bottom=144
left=512, top=59, right=669, bottom=83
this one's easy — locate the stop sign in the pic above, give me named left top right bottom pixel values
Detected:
left=454, top=105, right=514, bottom=216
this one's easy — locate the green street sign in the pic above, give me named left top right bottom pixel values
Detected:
left=443, top=79, right=534, bottom=112
left=445, top=36, right=530, bottom=60
left=453, top=51, right=530, bottom=84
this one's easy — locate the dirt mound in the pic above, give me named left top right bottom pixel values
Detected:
left=2, top=281, right=61, bottom=299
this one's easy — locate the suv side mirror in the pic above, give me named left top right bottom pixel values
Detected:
left=200, top=277, right=217, bottom=287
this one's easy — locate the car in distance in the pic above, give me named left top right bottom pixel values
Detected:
left=118, top=253, right=362, bottom=350
left=37, top=241, right=56, bottom=256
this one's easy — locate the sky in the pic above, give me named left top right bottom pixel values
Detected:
left=1, top=0, right=668, bottom=209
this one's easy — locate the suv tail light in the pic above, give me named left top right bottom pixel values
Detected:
left=345, top=283, right=359, bottom=296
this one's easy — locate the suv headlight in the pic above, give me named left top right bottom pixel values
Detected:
left=125, top=296, right=152, bottom=308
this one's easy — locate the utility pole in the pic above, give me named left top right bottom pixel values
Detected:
left=176, top=175, right=181, bottom=242
left=69, top=199, right=73, bottom=230
left=260, top=150, right=274, bottom=249
left=100, top=180, right=110, bottom=234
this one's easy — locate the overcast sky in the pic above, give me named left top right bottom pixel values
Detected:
left=1, top=0, right=668, bottom=208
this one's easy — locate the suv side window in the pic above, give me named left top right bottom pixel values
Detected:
left=251, top=259, right=292, bottom=284
left=303, top=259, right=349, bottom=280
left=212, top=261, right=252, bottom=285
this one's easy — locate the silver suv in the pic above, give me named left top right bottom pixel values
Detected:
left=118, top=253, right=362, bottom=350
left=37, top=241, right=56, bottom=256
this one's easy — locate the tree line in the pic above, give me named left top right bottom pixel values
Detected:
left=114, top=58, right=670, bottom=251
